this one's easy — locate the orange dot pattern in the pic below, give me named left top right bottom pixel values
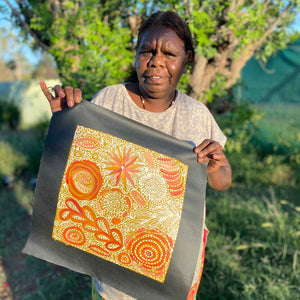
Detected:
left=52, top=125, right=188, bottom=282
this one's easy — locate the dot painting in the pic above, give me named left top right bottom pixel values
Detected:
left=52, top=125, right=188, bottom=283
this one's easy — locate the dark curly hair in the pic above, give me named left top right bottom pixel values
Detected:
left=137, top=11, right=195, bottom=64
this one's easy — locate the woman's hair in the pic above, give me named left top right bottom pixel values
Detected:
left=137, top=11, right=195, bottom=64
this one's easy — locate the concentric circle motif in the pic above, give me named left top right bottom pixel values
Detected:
left=66, top=160, right=103, bottom=200
left=126, top=228, right=173, bottom=278
left=63, top=226, right=85, bottom=246
left=139, top=173, right=167, bottom=202
left=117, top=252, right=131, bottom=265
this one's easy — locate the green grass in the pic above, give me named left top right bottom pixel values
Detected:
left=0, top=126, right=91, bottom=300
left=0, top=181, right=91, bottom=300
left=198, top=186, right=299, bottom=300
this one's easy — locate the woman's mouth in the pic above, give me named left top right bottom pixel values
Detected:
left=145, top=76, right=167, bottom=84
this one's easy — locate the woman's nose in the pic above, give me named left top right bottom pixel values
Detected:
left=148, top=53, right=165, bottom=67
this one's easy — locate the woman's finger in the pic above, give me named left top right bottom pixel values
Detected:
left=74, top=88, right=82, bottom=103
left=194, top=139, right=213, bottom=153
left=195, top=141, right=222, bottom=159
left=54, top=85, right=66, bottom=98
left=64, top=86, right=74, bottom=107
left=208, top=152, right=225, bottom=161
left=197, top=156, right=210, bottom=163
left=40, top=81, right=54, bottom=102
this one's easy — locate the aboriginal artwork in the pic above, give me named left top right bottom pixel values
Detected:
left=52, top=125, right=188, bottom=283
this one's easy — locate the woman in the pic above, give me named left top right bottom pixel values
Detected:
left=41, top=11, right=231, bottom=299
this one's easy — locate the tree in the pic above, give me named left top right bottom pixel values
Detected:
left=2, top=0, right=299, bottom=101
left=32, top=52, right=59, bottom=79
left=0, top=25, right=32, bottom=81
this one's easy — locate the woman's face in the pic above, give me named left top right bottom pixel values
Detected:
left=135, top=26, right=189, bottom=99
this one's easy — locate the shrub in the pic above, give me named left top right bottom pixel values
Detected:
left=217, top=100, right=298, bottom=186
left=0, top=127, right=45, bottom=178
left=0, top=98, right=21, bottom=129
left=0, top=141, right=28, bottom=177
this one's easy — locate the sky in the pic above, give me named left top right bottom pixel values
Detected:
left=0, top=0, right=299, bottom=65
left=0, top=0, right=42, bottom=64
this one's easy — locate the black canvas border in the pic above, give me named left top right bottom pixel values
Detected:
left=23, top=100, right=207, bottom=300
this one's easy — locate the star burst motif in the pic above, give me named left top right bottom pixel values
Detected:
left=105, top=147, right=142, bottom=189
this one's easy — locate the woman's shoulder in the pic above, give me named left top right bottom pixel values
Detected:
left=177, top=90, right=210, bottom=114
left=95, top=83, right=125, bottom=96
left=92, top=84, right=126, bottom=104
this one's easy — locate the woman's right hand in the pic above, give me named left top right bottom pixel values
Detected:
left=40, top=81, right=82, bottom=114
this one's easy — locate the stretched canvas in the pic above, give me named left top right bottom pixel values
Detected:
left=24, top=100, right=207, bottom=300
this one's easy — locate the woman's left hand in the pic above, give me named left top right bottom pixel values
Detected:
left=194, top=139, right=226, bottom=173
left=194, top=139, right=232, bottom=191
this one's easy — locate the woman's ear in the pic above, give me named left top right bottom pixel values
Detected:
left=185, top=50, right=193, bottom=65
left=183, top=51, right=192, bottom=74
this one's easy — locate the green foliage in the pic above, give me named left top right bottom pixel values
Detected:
left=253, top=103, right=300, bottom=185
left=0, top=98, right=20, bottom=129
left=217, top=100, right=300, bottom=186
left=205, top=74, right=227, bottom=103
left=189, top=6, right=218, bottom=59
left=0, top=126, right=46, bottom=177
left=189, top=1, right=299, bottom=57
left=254, top=103, right=300, bottom=157
left=177, top=70, right=191, bottom=95
left=0, top=141, right=28, bottom=176
left=5, top=0, right=299, bottom=101
left=216, top=101, right=262, bottom=184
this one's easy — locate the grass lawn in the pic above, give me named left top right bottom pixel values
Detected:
left=198, top=185, right=299, bottom=299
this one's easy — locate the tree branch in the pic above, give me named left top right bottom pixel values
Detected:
left=128, top=14, right=142, bottom=39
left=189, top=54, right=208, bottom=99
left=221, top=3, right=293, bottom=90
left=228, top=0, right=246, bottom=14
left=255, top=6, right=290, bottom=48
left=3, top=0, right=49, bottom=51
left=48, top=0, right=61, bottom=20
left=183, top=0, right=194, bottom=17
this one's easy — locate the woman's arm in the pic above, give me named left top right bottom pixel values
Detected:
left=194, top=139, right=232, bottom=191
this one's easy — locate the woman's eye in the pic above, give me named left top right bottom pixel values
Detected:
left=165, top=52, right=175, bottom=57
left=140, top=50, right=152, bottom=55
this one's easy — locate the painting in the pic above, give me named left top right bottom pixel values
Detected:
left=52, top=126, right=188, bottom=283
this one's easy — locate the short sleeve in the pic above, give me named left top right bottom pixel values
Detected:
left=209, top=113, right=227, bottom=148
left=91, top=88, right=107, bottom=106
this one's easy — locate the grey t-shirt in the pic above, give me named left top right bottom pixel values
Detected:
left=92, top=84, right=226, bottom=148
